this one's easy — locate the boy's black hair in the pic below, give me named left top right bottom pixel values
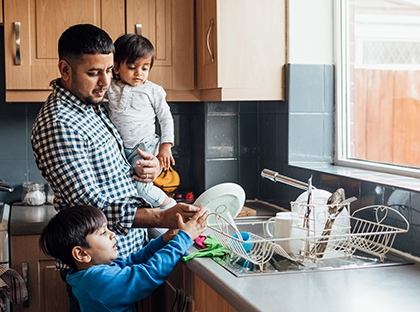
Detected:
left=58, top=24, right=115, bottom=64
left=39, top=205, right=108, bottom=269
left=113, top=34, right=155, bottom=70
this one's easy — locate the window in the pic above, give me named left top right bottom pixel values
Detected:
left=335, top=0, right=420, bottom=177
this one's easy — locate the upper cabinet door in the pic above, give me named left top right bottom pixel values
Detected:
left=3, top=0, right=125, bottom=102
left=196, top=0, right=286, bottom=101
left=125, top=0, right=195, bottom=92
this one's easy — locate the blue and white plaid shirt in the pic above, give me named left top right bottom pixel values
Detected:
left=32, top=79, right=149, bottom=260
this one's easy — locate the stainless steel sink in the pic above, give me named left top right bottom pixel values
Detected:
left=211, top=216, right=412, bottom=277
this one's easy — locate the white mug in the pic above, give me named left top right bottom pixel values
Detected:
left=265, top=212, right=306, bottom=255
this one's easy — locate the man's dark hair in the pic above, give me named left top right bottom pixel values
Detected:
left=39, top=205, right=108, bottom=269
left=58, top=24, right=115, bottom=63
left=113, top=33, right=155, bottom=69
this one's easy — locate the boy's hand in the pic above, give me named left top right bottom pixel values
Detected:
left=176, top=209, right=209, bottom=240
left=162, top=228, right=179, bottom=243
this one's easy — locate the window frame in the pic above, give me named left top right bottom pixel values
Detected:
left=333, top=0, right=420, bottom=178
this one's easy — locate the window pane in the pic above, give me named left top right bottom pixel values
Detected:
left=344, top=0, right=420, bottom=170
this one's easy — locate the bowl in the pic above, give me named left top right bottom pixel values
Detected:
left=232, top=231, right=253, bottom=252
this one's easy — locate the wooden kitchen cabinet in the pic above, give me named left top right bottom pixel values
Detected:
left=3, top=0, right=197, bottom=103
left=125, top=0, right=198, bottom=101
left=192, top=274, right=237, bottom=312
left=10, top=234, right=69, bottom=312
left=137, top=262, right=185, bottom=312
left=138, top=261, right=237, bottom=312
left=3, top=0, right=125, bottom=102
left=196, top=0, right=286, bottom=101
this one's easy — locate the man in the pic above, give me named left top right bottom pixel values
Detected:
left=31, top=24, right=200, bottom=311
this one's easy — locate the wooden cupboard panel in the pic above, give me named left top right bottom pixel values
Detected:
left=217, top=0, right=284, bottom=89
left=196, top=0, right=218, bottom=90
left=3, top=0, right=125, bottom=91
left=125, top=0, right=194, bottom=90
left=192, top=274, right=237, bottom=312
left=196, top=0, right=286, bottom=100
left=35, top=0, right=100, bottom=59
left=97, top=0, right=126, bottom=40
left=4, top=0, right=32, bottom=89
left=11, top=235, right=69, bottom=312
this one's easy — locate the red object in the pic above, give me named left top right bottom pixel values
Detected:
left=185, top=192, right=194, bottom=201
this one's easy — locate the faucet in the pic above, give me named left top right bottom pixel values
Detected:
left=0, top=180, right=14, bottom=192
left=260, top=169, right=314, bottom=191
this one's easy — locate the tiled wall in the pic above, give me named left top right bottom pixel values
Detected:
left=1, top=55, right=419, bottom=257
left=270, top=64, right=420, bottom=257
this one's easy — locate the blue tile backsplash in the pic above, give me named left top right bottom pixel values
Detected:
left=1, top=57, right=419, bottom=258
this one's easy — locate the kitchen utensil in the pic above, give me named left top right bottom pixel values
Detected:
left=303, top=176, right=313, bottom=229
left=310, top=191, right=357, bottom=257
left=265, top=212, right=306, bottom=255
left=193, top=183, right=245, bottom=226
left=232, top=232, right=253, bottom=252
left=292, top=188, right=350, bottom=237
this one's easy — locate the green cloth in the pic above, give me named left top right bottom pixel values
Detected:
left=182, top=236, right=230, bottom=262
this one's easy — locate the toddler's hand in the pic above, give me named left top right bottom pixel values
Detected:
left=157, top=143, right=175, bottom=170
left=176, top=209, right=209, bottom=240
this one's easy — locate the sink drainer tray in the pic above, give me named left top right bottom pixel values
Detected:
left=208, top=205, right=409, bottom=272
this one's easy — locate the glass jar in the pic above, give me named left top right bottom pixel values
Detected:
left=22, top=182, right=46, bottom=206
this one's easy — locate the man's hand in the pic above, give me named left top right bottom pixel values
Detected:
left=133, top=203, right=203, bottom=229
left=133, top=148, right=162, bottom=182
left=159, top=203, right=202, bottom=228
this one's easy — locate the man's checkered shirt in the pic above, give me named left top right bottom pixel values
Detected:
left=31, top=79, right=149, bottom=261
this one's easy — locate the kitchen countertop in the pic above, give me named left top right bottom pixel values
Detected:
left=9, top=203, right=56, bottom=235
left=10, top=201, right=420, bottom=311
left=181, top=252, right=420, bottom=312
left=150, top=200, right=420, bottom=312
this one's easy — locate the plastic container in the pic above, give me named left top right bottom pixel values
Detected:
left=22, top=182, right=46, bottom=206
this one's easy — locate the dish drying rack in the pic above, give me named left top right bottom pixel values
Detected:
left=207, top=205, right=409, bottom=272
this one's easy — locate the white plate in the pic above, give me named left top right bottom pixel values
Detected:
left=193, top=183, right=246, bottom=226
left=293, top=189, right=350, bottom=236
left=295, top=189, right=332, bottom=205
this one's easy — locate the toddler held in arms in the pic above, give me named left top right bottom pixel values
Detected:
left=107, top=33, right=176, bottom=210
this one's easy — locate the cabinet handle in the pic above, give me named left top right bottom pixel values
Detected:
left=14, top=22, right=21, bottom=65
left=22, top=262, right=29, bottom=307
left=165, top=280, right=180, bottom=312
left=135, top=24, right=142, bottom=36
left=206, top=19, right=215, bottom=63
left=182, top=295, right=190, bottom=312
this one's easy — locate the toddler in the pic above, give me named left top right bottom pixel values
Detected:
left=107, top=34, right=176, bottom=209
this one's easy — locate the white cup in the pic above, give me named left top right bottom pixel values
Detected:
left=265, top=212, right=306, bottom=255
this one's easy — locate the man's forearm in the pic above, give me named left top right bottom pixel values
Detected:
left=132, top=207, right=163, bottom=228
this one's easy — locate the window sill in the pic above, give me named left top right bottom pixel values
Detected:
left=290, top=162, right=420, bottom=192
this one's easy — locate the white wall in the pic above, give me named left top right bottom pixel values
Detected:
left=287, top=0, right=334, bottom=64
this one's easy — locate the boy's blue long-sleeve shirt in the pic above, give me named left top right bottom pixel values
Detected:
left=66, top=230, right=193, bottom=312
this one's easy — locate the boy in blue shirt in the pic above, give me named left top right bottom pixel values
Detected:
left=40, top=205, right=208, bottom=312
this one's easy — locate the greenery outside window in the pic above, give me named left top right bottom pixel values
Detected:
left=335, top=0, right=420, bottom=177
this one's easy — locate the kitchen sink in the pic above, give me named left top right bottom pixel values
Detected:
left=210, top=215, right=412, bottom=277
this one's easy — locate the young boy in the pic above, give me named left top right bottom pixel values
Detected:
left=107, top=34, right=176, bottom=210
left=39, top=206, right=208, bottom=312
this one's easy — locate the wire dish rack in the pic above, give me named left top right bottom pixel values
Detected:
left=207, top=205, right=410, bottom=271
